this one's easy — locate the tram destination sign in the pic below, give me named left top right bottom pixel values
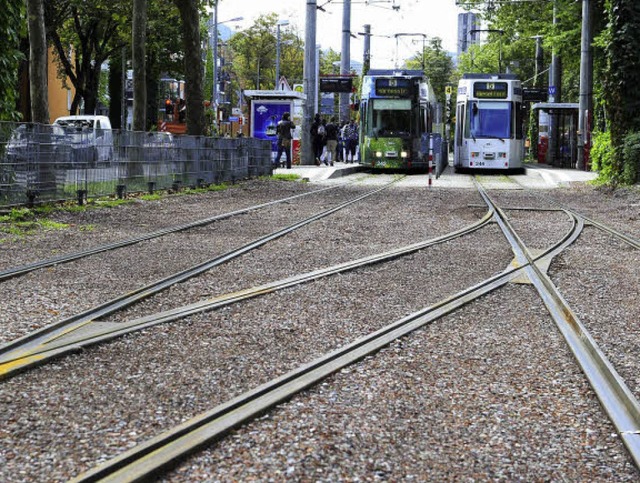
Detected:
left=473, top=81, right=508, bottom=99
left=375, top=78, right=412, bottom=97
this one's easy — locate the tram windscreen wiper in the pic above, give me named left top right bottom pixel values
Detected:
left=482, top=135, right=507, bottom=142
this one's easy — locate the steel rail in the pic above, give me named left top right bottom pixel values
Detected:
left=505, top=175, right=640, bottom=250
left=555, top=206, right=640, bottom=250
left=0, top=210, right=496, bottom=379
left=70, top=270, right=524, bottom=483
left=476, top=180, right=640, bottom=469
left=0, top=185, right=344, bottom=282
left=0, top=181, right=399, bottom=365
left=69, top=207, right=586, bottom=482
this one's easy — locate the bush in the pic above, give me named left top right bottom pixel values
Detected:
left=590, top=130, right=615, bottom=180
left=622, top=131, right=640, bottom=184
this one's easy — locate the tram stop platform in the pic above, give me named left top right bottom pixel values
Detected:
left=273, top=162, right=366, bottom=182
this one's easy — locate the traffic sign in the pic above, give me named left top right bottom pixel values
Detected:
left=548, top=86, right=557, bottom=96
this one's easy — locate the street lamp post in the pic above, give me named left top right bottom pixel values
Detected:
left=210, top=4, right=242, bottom=127
left=276, top=19, right=290, bottom=88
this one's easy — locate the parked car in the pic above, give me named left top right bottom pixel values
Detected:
left=53, top=115, right=114, bottom=164
left=143, top=131, right=175, bottom=162
left=4, top=124, right=69, bottom=166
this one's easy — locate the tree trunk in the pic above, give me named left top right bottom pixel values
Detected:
left=132, top=0, right=147, bottom=131
left=108, top=50, right=123, bottom=130
left=26, top=0, right=49, bottom=124
left=173, top=0, right=205, bottom=135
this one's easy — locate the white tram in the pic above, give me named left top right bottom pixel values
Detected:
left=453, top=74, right=525, bottom=172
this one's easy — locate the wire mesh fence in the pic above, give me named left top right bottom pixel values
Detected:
left=0, top=122, right=272, bottom=207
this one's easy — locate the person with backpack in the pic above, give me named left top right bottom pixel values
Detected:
left=310, top=114, right=324, bottom=165
left=274, top=112, right=295, bottom=169
left=324, top=117, right=338, bottom=166
left=343, top=119, right=359, bottom=163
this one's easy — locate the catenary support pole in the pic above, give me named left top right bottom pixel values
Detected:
left=340, top=0, right=352, bottom=123
left=212, top=2, right=219, bottom=129
left=362, top=24, right=371, bottom=76
left=302, top=0, right=318, bottom=165
left=577, top=0, right=592, bottom=170
left=547, top=0, right=562, bottom=166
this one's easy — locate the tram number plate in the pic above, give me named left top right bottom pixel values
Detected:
left=474, top=161, right=486, bottom=167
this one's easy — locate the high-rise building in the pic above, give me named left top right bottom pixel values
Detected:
left=457, top=12, right=479, bottom=57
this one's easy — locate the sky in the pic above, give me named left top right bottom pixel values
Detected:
left=215, top=0, right=464, bottom=69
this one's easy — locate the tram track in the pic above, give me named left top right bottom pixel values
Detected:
left=67, top=188, right=595, bottom=482
left=0, top=185, right=345, bottom=283
left=0, top=180, right=402, bottom=378
left=3, top=178, right=640, bottom=481
left=0, top=209, right=495, bottom=380
left=475, top=179, right=640, bottom=468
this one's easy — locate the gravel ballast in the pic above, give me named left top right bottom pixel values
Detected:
left=1, top=178, right=639, bottom=482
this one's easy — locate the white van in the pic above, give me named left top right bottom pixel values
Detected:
left=53, top=115, right=114, bottom=164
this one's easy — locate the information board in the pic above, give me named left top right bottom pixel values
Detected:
left=320, top=77, right=353, bottom=93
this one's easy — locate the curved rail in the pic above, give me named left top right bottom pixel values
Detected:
left=476, top=180, right=640, bottom=469
left=0, top=181, right=399, bottom=368
left=68, top=201, right=586, bottom=482
left=0, top=185, right=343, bottom=282
left=0, top=210, right=495, bottom=380
left=505, top=175, right=640, bottom=250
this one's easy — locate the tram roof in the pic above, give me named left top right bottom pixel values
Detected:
left=461, top=73, right=518, bottom=80
left=365, top=69, right=425, bottom=78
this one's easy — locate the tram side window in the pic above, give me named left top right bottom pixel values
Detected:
left=467, top=101, right=512, bottom=139
left=456, top=104, right=464, bottom=146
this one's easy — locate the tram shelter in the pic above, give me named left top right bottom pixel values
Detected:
left=243, top=89, right=305, bottom=165
left=532, top=103, right=579, bottom=168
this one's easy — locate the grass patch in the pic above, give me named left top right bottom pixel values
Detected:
left=0, top=218, right=69, bottom=237
left=271, top=173, right=302, bottom=181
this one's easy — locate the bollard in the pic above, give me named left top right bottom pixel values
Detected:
left=77, top=189, right=87, bottom=206
left=147, top=181, right=155, bottom=194
left=26, top=190, right=37, bottom=208
left=428, top=159, right=433, bottom=188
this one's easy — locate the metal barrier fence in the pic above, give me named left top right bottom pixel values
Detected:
left=0, top=122, right=272, bottom=207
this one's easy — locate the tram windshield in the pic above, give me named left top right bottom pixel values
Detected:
left=466, top=101, right=512, bottom=140
left=370, top=99, right=412, bottom=137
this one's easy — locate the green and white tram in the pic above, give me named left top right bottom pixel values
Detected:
left=359, top=69, right=439, bottom=170
left=454, top=73, right=525, bottom=171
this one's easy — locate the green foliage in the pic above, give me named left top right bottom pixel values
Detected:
left=228, top=14, right=304, bottom=92
left=622, top=131, right=640, bottom=184
left=0, top=0, right=25, bottom=121
left=602, top=0, right=640, bottom=184
left=590, top=129, right=614, bottom=177
left=404, top=37, right=454, bottom=104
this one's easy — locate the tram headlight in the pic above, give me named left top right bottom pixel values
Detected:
left=400, top=151, right=408, bottom=158
left=471, top=152, right=480, bottom=158
left=375, top=151, right=383, bottom=158
left=498, top=152, right=507, bottom=158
